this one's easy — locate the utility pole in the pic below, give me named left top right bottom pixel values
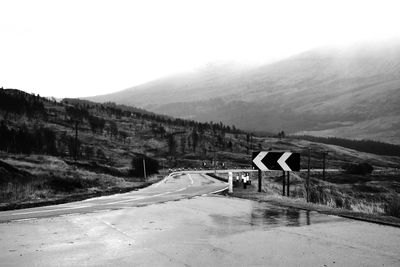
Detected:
left=211, top=140, right=217, bottom=175
left=306, top=147, right=311, bottom=202
left=74, top=121, right=78, bottom=161
left=282, top=171, right=286, bottom=196
left=143, top=156, right=147, bottom=180
left=322, top=151, right=327, bottom=180
left=258, top=169, right=262, bottom=192
left=213, top=149, right=216, bottom=175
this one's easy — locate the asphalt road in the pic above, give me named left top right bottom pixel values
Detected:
left=0, top=172, right=227, bottom=223
left=1, top=172, right=400, bottom=266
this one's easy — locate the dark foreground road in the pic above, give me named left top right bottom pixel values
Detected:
left=1, top=173, right=400, bottom=266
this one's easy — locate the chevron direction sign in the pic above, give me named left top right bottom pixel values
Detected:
left=252, top=151, right=300, bottom=171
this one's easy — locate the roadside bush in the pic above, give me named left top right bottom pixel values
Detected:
left=385, top=195, right=400, bottom=218
left=309, top=185, right=329, bottom=204
left=342, top=162, right=374, bottom=175
left=47, top=176, right=100, bottom=193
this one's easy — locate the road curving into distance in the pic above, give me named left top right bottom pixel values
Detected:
left=0, top=172, right=228, bottom=223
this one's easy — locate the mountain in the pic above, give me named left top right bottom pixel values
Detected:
left=87, top=40, right=400, bottom=144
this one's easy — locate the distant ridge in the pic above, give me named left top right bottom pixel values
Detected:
left=87, top=40, right=400, bottom=144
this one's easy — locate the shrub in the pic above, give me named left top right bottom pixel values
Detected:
left=385, top=196, right=400, bottom=218
left=342, top=162, right=374, bottom=175
left=309, top=185, right=329, bottom=204
left=47, top=176, right=100, bottom=193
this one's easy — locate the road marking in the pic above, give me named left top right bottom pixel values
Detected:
left=154, top=173, right=173, bottom=187
left=176, top=188, right=186, bottom=192
left=99, top=173, right=197, bottom=205
left=60, top=213, right=81, bottom=217
left=93, top=209, right=111, bottom=213
left=11, top=205, right=91, bottom=215
left=104, top=191, right=175, bottom=205
left=105, top=196, right=147, bottom=205
left=90, top=172, right=193, bottom=205
left=187, top=173, right=194, bottom=185
left=12, top=218, right=37, bottom=222
left=205, top=186, right=228, bottom=195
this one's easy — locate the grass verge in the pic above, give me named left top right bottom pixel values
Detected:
left=211, top=172, right=400, bottom=228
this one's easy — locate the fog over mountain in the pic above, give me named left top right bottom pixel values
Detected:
left=87, top=40, right=400, bottom=144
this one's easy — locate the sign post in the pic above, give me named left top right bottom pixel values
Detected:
left=252, top=151, right=300, bottom=196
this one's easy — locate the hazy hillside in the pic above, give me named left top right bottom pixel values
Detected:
left=2, top=88, right=400, bottom=212
left=87, top=40, right=400, bottom=144
left=0, top=88, right=250, bottom=208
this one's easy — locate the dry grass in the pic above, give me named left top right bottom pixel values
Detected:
left=0, top=154, right=162, bottom=208
left=244, top=170, right=400, bottom=218
left=385, top=195, right=400, bottom=217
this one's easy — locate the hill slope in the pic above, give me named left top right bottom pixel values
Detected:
left=88, top=40, right=400, bottom=144
left=1, top=88, right=400, bottom=213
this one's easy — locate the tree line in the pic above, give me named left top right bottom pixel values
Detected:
left=0, top=88, right=46, bottom=119
left=0, top=122, right=57, bottom=155
left=62, top=98, right=242, bottom=135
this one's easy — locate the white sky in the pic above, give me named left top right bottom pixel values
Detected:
left=1, top=0, right=400, bottom=98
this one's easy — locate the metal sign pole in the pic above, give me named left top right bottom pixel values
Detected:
left=322, top=151, right=327, bottom=180
left=282, top=171, right=286, bottom=196
left=258, top=169, right=262, bottom=192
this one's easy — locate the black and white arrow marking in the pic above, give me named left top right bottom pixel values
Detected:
left=252, top=151, right=300, bottom=171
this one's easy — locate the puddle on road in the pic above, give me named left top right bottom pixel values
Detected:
left=210, top=201, right=345, bottom=236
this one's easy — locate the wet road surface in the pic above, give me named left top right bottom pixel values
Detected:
left=1, top=173, right=400, bottom=266
left=0, top=172, right=227, bottom=223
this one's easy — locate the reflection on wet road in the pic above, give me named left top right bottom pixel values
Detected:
left=209, top=201, right=346, bottom=237
left=249, top=202, right=345, bottom=227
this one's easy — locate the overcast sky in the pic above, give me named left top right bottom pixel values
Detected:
left=1, top=0, right=400, bottom=98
